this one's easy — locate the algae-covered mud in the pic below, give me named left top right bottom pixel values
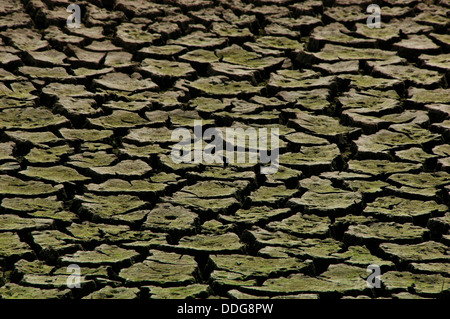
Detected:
left=0, top=0, right=449, bottom=300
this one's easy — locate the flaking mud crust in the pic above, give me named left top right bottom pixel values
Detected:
left=0, top=0, right=449, bottom=299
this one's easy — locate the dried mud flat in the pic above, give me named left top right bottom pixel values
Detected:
left=0, top=0, right=450, bottom=300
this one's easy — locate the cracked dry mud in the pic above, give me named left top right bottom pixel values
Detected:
left=0, top=0, right=449, bottom=300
